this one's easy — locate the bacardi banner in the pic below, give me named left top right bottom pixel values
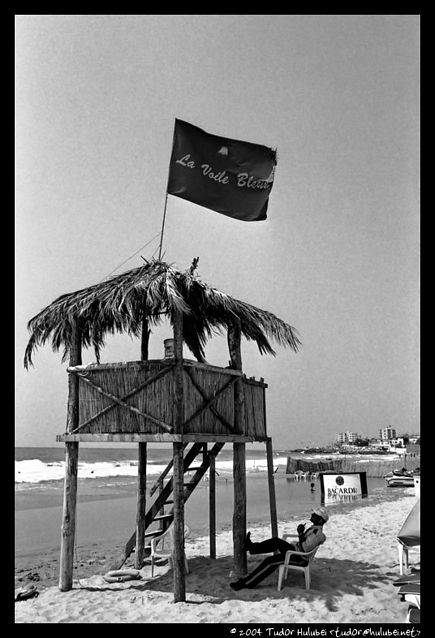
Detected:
left=320, top=472, right=368, bottom=503
left=167, top=119, right=277, bottom=221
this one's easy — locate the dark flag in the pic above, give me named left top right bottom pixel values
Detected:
left=167, top=119, right=277, bottom=221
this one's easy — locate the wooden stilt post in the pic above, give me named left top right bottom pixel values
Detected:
left=135, top=308, right=149, bottom=568
left=209, top=452, right=216, bottom=559
left=135, top=442, right=147, bottom=568
left=266, top=437, right=278, bottom=538
left=228, top=319, right=247, bottom=577
left=172, top=310, right=185, bottom=602
left=59, top=320, right=82, bottom=591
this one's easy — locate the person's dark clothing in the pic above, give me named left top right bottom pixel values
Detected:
left=231, top=536, right=300, bottom=589
left=230, top=525, right=325, bottom=590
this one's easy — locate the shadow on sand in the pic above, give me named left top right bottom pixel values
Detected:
left=77, top=553, right=403, bottom=613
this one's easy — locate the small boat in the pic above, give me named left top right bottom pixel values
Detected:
left=385, top=474, right=416, bottom=487
left=384, top=467, right=419, bottom=487
left=384, top=467, right=413, bottom=479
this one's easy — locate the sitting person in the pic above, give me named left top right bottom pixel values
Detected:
left=230, top=506, right=329, bottom=590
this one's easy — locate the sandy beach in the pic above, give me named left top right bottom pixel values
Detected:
left=15, top=491, right=419, bottom=624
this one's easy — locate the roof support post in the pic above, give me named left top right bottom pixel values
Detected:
left=59, top=320, right=82, bottom=592
left=228, top=319, right=247, bottom=578
left=140, top=309, right=150, bottom=361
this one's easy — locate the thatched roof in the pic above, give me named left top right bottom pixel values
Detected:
left=24, top=258, right=301, bottom=369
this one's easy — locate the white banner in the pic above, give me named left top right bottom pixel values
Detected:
left=321, top=472, right=367, bottom=503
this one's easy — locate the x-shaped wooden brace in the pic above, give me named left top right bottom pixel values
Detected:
left=183, top=367, right=238, bottom=433
left=69, top=365, right=174, bottom=434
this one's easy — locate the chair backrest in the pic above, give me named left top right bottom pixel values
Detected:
left=285, top=544, right=320, bottom=568
left=153, top=524, right=190, bottom=552
left=307, top=546, right=320, bottom=563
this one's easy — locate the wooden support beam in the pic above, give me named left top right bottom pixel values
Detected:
left=135, top=442, right=147, bottom=569
left=173, top=310, right=184, bottom=436
left=59, top=442, right=79, bottom=591
left=209, top=452, right=216, bottom=559
left=172, top=441, right=186, bottom=602
left=172, top=310, right=186, bottom=602
left=266, top=437, right=278, bottom=538
left=57, top=433, right=265, bottom=443
left=60, top=320, right=82, bottom=592
left=228, top=319, right=247, bottom=577
left=233, top=442, right=247, bottom=576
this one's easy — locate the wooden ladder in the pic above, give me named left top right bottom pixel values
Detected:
left=113, top=441, right=225, bottom=569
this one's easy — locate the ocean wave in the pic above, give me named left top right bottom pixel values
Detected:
left=15, top=456, right=287, bottom=484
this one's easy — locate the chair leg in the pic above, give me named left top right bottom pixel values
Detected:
left=398, top=544, right=404, bottom=575
left=184, top=556, right=189, bottom=575
left=151, top=557, right=154, bottom=578
left=277, top=565, right=285, bottom=591
left=404, top=548, right=409, bottom=571
left=304, top=567, right=311, bottom=590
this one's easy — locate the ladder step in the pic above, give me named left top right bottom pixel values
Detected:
left=145, top=530, right=163, bottom=538
left=185, top=465, right=205, bottom=471
left=153, top=514, right=174, bottom=521
left=164, top=500, right=174, bottom=505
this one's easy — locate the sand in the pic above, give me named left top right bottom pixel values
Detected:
left=15, top=493, right=419, bottom=624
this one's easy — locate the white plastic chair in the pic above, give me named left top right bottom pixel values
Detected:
left=397, top=499, right=420, bottom=575
left=277, top=534, right=322, bottom=591
left=397, top=539, right=420, bottom=576
left=150, top=524, right=190, bottom=577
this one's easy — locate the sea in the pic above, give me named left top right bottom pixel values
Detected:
left=15, top=446, right=410, bottom=558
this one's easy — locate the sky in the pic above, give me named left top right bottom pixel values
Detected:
left=15, top=14, right=420, bottom=450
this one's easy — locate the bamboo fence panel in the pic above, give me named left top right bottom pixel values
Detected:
left=75, top=361, right=174, bottom=434
left=243, top=379, right=267, bottom=438
left=182, top=367, right=235, bottom=435
left=72, top=361, right=268, bottom=438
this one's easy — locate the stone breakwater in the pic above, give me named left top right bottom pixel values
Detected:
left=286, top=455, right=420, bottom=477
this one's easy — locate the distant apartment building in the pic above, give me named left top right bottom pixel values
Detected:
left=379, top=426, right=397, bottom=441
left=336, top=431, right=359, bottom=444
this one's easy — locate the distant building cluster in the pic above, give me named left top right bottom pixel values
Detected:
left=379, top=426, right=397, bottom=440
left=334, top=427, right=420, bottom=455
left=335, top=431, right=359, bottom=444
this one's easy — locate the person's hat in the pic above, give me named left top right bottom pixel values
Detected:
left=312, top=506, right=329, bottom=523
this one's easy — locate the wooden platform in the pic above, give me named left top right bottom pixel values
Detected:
left=56, top=433, right=267, bottom=443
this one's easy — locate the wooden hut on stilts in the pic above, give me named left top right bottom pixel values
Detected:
left=24, top=258, right=300, bottom=602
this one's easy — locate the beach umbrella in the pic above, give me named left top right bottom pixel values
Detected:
left=397, top=498, right=420, bottom=547
left=24, top=258, right=301, bottom=368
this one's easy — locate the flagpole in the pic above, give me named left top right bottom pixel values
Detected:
left=158, top=191, right=169, bottom=261
left=158, top=119, right=177, bottom=261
